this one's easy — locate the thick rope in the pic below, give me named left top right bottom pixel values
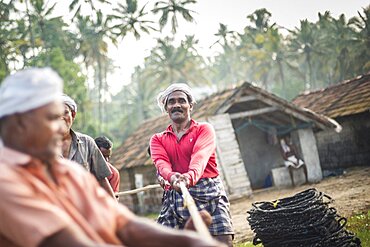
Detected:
left=179, top=182, right=213, bottom=240
left=116, top=182, right=213, bottom=238
left=247, top=188, right=361, bottom=247
left=116, top=184, right=161, bottom=196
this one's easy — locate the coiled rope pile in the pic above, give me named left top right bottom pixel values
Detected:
left=247, top=188, right=361, bottom=247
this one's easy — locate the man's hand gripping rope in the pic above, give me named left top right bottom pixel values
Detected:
left=179, top=181, right=213, bottom=240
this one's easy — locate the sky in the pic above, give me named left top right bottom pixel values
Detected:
left=54, top=0, right=370, bottom=94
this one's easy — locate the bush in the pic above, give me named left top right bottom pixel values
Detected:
left=346, top=210, right=370, bottom=246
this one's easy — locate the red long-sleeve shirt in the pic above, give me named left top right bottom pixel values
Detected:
left=150, top=119, right=219, bottom=187
left=107, top=162, right=120, bottom=193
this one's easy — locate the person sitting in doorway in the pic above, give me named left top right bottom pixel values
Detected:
left=279, top=135, right=308, bottom=186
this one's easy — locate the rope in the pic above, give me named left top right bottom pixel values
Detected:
left=179, top=182, right=213, bottom=240
left=247, top=188, right=361, bottom=247
left=116, top=184, right=161, bottom=196
left=117, top=182, right=212, bottom=238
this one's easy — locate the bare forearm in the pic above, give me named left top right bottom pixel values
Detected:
left=117, top=218, right=224, bottom=247
left=39, top=227, right=118, bottom=247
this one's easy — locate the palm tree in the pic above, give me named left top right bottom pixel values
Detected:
left=181, top=34, right=199, bottom=54
left=348, top=5, right=370, bottom=75
left=0, top=0, right=16, bottom=20
left=68, top=0, right=111, bottom=19
left=179, top=35, right=209, bottom=85
left=265, top=28, right=287, bottom=94
left=288, top=19, right=324, bottom=89
left=0, top=0, right=19, bottom=80
left=211, top=23, right=236, bottom=51
left=247, top=8, right=274, bottom=32
left=27, top=0, right=78, bottom=65
left=114, top=35, right=208, bottom=130
left=109, top=0, right=156, bottom=40
left=237, top=9, right=282, bottom=90
left=76, top=11, right=112, bottom=132
left=152, top=0, right=196, bottom=34
left=24, top=0, right=36, bottom=63
left=144, top=37, right=207, bottom=86
left=328, top=14, right=354, bottom=82
left=146, top=37, right=188, bottom=84
left=313, top=12, right=353, bottom=85
left=209, top=23, right=240, bottom=89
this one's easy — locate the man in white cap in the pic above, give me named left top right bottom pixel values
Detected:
left=150, top=83, right=234, bottom=247
left=0, top=68, right=225, bottom=247
left=60, top=93, right=114, bottom=198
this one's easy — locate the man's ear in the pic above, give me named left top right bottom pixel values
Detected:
left=8, top=114, right=26, bottom=132
left=189, top=103, right=194, bottom=111
left=71, top=111, right=76, bottom=120
left=0, top=115, right=22, bottom=143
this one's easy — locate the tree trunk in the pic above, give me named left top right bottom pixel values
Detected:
left=307, top=52, right=315, bottom=89
left=97, top=55, right=103, bottom=133
left=278, top=60, right=286, bottom=98
left=25, top=0, right=36, bottom=65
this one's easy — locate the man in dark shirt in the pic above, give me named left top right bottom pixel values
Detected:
left=61, top=94, right=114, bottom=197
left=95, top=136, right=121, bottom=194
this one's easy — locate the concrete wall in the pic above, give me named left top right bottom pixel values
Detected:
left=235, top=125, right=283, bottom=189
left=208, top=114, right=252, bottom=198
left=271, top=166, right=306, bottom=187
left=315, top=112, right=370, bottom=170
left=118, top=169, right=133, bottom=209
left=297, top=128, right=322, bottom=182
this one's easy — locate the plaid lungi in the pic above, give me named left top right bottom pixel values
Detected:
left=157, top=177, right=234, bottom=236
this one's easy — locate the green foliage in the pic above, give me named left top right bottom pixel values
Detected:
left=0, top=1, right=23, bottom=81
left=209, top=6, right=369, bottom=98
left=346, top=210, right=370, bottom=246
left=27, top=47, right=97, bottom=135
left=0, top=60, right=7, bottom=83
left=106, top=35, right=209, bottom=143
left=109, top=0, right=156, bottom=40
left=1, top=0, right=369, bottom=144
left=152, top=0, right=196, bottom=34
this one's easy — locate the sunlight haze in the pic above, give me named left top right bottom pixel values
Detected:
left=53, top=0, right=369, bottom=94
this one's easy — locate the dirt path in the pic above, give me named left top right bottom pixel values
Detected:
left=230, top=166, right=370, bottom=243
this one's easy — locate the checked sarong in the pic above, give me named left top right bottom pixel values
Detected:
left=157, top=177, right=234, bottom=235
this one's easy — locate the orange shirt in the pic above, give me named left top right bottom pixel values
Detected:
left=0, top=147, right=134, bottom=247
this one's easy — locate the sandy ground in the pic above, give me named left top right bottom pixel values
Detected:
left=230, top=166, right=370, bottom=243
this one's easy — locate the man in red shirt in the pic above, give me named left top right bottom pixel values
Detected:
left=150, top=83, right=234, bottom=247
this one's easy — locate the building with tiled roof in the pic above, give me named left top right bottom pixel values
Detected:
left=293, top=73, right=370, bottom=171
left=112, top=82, right=340, bottom=213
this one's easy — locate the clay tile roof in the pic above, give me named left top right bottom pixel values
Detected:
left=110, top=115, right=170, bottom=170
left=292, top=73, right=370, bottom=118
